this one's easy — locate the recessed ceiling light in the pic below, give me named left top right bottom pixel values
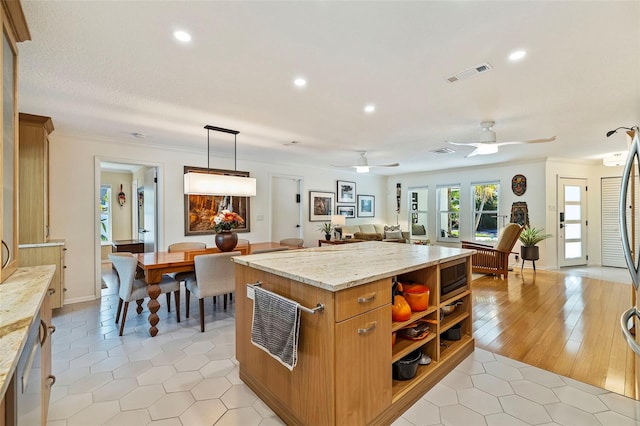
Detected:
left=294, top=77, right=307, bottom=88
left=364, top=104, right=376, bottom=114
left=173, top=30, right=192, bottom=43
left=509, top=50, right=526, bottom=61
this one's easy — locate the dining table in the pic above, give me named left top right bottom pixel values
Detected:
left=135, top=241, right=294, bottom=336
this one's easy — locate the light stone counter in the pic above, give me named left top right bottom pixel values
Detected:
left=19, top=238, right=65, bottom=249
left=233, top=241, right=475, bottom=291
left=0, top=265, right=56, bottom=399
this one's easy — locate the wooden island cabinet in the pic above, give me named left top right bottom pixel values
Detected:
left=234, top=241, right=475, bottom=425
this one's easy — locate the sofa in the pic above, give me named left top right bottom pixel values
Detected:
left=338, top=224, right=409, bottom=243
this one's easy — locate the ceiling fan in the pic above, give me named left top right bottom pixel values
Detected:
left=332, top=151, right=399, bottom=173
left=447, top=121, right=556, bottom=157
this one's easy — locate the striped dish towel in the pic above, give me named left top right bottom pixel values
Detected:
left=251, top=286, right=301, bottom=371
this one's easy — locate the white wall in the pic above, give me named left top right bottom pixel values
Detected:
left=48, top=134, right=386, bottom=303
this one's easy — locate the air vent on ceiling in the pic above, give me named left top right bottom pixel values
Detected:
left=446, top=62, right=492, bottom=83
left=430, top=147, right=455, bottom=154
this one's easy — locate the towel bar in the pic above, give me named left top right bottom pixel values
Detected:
left=248, top=281, right=325, bottom=314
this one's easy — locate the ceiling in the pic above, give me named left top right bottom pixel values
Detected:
left=18, top=1, right=640, bottom=175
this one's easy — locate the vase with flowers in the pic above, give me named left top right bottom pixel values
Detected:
left=212, top=210, right=245, bottom=252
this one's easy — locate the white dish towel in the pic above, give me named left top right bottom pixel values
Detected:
left=251, top=286, right=301, bottom=371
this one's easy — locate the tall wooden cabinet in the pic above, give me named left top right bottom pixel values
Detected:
left=18, top=113, right=54, bottom=244
left=0, top=0, right=30, bottom=284
left=17, top=114, right=67, bottom=308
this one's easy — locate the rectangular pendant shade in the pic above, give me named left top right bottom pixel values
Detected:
left=184, top=172, right=257, bottom=196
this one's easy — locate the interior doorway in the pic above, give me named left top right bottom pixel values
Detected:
left=271, top=175, right=303, bottom=243
left=95, top=158, right=162, bottom=298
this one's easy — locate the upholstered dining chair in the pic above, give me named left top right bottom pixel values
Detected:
left=185, top=251, right=240, bottom=332
left=165, top=241, right=207, bottom=310
left=461, top=223, right=524, bottom=279
left=279, top=238, right=304, bottom=247
left=108, top=253, right=181, bottom=336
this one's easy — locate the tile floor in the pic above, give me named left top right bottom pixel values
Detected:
left=43, top=266, right=640, bottom=426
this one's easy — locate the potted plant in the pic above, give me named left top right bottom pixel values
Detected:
left=318, top=222, right=334, bottom=241
left=519, top=226, right=552, bottom=261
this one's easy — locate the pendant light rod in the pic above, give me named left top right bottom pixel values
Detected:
left=204, top=125, right=240, bottom=172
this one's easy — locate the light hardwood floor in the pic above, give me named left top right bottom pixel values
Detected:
left=472, top=268, right=638, bottom=399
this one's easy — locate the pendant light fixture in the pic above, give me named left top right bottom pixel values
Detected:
left=184, top=125, right=257, bottom=196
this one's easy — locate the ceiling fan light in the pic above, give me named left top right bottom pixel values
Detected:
left=475, top=144, right=499, bottom=155
left=356, top=166, right=370, bottom=173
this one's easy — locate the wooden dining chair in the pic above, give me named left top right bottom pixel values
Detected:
left=109, top=253, right=181, bottom=335
left=185, top=251, right=240, bottom=332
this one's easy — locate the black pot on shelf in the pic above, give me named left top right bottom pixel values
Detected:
left=520, top=246, right=539, bottom=261
left=325, top=233, right=331, bottom=241
left=392, top=349, right=422, bottom=380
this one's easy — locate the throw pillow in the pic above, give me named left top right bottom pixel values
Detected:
left=384, top=224, right=401, bottom=239
left=385, top=230, right=403, bottom=240
left=412, top=224, right=426, bottom=235
left=354, top=232, right=383, bottom=241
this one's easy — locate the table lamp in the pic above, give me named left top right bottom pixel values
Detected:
left=331, top=215, right=346, bottom=239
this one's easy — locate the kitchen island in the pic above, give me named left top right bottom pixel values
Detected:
left=233, top=241, right=475, bottom=425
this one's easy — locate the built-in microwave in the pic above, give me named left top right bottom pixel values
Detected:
left=440, top=259, right=468, bottom=300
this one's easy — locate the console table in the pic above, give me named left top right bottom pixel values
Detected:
left=112, top=239, right=144, bottom=253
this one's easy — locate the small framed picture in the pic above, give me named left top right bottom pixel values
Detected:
left=337, top=205, right=355, bottom=218
left=309, top=191, right=335, bottom=222
left=337, top=180, right=356, bottom=203
left=357, top=195, right=375, bottom=218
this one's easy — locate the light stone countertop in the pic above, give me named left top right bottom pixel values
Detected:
left=233, top=241, right=475, bottom=292
left=19, top=238, right=65, bottom=248
left=0, top=265, right=56, bottom=399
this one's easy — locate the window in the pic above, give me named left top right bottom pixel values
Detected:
left=437, top=185, right=460, bottom=240
left=408, top=187, right=428, bottom=239
left=473, top=182, right=500, bottom=242
left=100, top=185, right=112, bottom=242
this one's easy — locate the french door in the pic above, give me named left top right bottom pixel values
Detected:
left=558, top=177, right=588, bottom=267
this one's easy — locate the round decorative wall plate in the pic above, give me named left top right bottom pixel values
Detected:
left=511, top=174, right=527, bottom=196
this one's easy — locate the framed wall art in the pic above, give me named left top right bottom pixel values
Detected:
left=337, top=205, right=355, bottom=218
left=183, top=166, right=251, bottom=235
left=337, top=180, right=356, bottom=203
left=510, top=201, right=529, bottom=227
left=309, top=191, right=335, bottom=221
left=357, top=194, right=375, bottom=218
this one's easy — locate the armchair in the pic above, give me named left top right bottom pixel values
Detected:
left=461, top=223, right=523, bottom=279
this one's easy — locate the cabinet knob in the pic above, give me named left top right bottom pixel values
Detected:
left=357, top=321, right=377, bottom=334
left=63, top=265, right=67, bottom=269
left=48, top=325, right=56, bottom=334
left=357, top=293, right=376, bottom=304
left=46, top=375, right=56, bottom=388
left=48, top=287, right=56, bottom=295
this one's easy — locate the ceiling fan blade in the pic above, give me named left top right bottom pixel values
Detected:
left=371, top=163, right=399, bottom=168
left=494, top=136, right=556, bottom=147
left=447, top=141, right=479, bottom=146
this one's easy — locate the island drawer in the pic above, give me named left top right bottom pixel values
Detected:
left=334, top=278, right=391, bottom=322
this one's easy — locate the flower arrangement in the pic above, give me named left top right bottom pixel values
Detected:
left=212, top=210, right=244, bottom=233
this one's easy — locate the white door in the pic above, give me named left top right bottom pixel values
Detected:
left=558, top=177, right=588, bottom=267
left=272, top=175, right=302, bottom=243
left=142, top=167, right=157, bottom=252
